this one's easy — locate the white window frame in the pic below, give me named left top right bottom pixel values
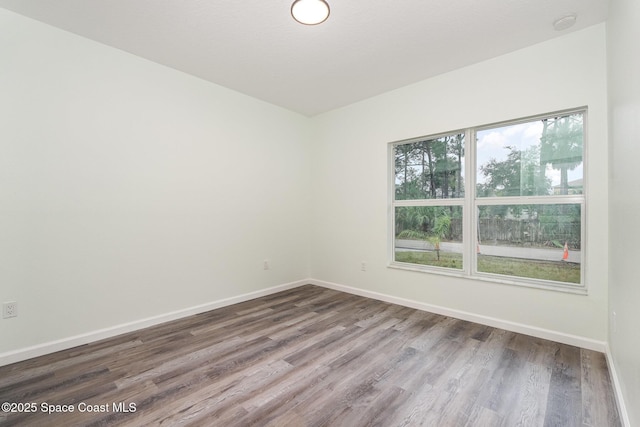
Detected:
left=388, top=108, right=587, bottom=294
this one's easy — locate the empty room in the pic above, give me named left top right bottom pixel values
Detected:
left=0, top=0, right=638, bottom=426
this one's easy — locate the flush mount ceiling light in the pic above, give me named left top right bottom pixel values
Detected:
left=553, top=14, right=577, bottom=31
left=291, top=0, right=330, bottom=25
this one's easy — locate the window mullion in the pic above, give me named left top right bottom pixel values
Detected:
left=466, top=128, right=476, bottom=277
left=477, top=195, right=584, bottom=206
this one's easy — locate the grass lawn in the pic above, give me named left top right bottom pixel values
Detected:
left=395, top=251, right=581, bottom=283
left=395, top=251, right=462, bottom=269
left=478, top=255, right=580, bottom=284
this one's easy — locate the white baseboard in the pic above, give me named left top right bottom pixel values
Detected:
left=309, top=278, right=608, bottom=353
left=605, top=345, right=632, bottom=427
left=1, top=277, right=609, bottom=367
left=0, top=279, right=307, bottom=367
left=2, top=278, right=626, bottom=422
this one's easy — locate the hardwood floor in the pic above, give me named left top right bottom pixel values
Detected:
left=0, top=285, right=621, bottom=426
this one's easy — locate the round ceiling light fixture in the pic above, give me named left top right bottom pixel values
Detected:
left=553, top=14, right=577, bottom=31
left=291, top=0, right=330, bottom=25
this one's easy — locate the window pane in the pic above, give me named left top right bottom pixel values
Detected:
left=477, top=204, right=581, bottom=284
left=395, top=206, right=463, bottom=269
left=394, top=133, right=465, bottom=200
left=476, top=113, right=583, bottom=197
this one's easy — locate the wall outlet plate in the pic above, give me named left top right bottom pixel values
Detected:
left=3, top=301, right=17, bottom=318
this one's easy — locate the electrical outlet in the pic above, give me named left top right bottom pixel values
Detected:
left=263, top=259, right=270, bottom=270
left=361, top=262, right=367, bottom=272
left=3, top=302, right=17, bottom=319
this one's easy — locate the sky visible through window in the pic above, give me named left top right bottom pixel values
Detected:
left=476, top=121, right=583, bottom=188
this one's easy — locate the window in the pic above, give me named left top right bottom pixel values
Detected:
left=390, top=109, right=586, bottom=292
left=392, top=133, right=465, bottom=271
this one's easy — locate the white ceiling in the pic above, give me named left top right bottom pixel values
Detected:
left=0, top=0, right=608, bottom=116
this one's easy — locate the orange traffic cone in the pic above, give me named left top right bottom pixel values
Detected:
left=562, top=242, right=569, bottom=261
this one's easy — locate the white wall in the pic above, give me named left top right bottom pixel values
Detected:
left=310, top=25, right=609, bottom=343
left=607, top=0, right=640, bottom=423
left=0, top=9, right=310, bottom=355
left=0, top=5, right=617, bottom=381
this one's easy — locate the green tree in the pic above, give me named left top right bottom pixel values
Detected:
left=478, top=145, right=551, bottom=219
left=428, top=213, right=451, bottom=260
left=540, top=114, right=583, bottom=195
left=394, top=134, right=465, bottom=201
left=395, top=143, right=418, bottom=200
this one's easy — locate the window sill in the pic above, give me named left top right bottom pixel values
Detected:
left=387, top=262, right=588, bottom=295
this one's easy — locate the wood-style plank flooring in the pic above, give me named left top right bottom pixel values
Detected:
left=0, top=285, right=621, bottom=426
